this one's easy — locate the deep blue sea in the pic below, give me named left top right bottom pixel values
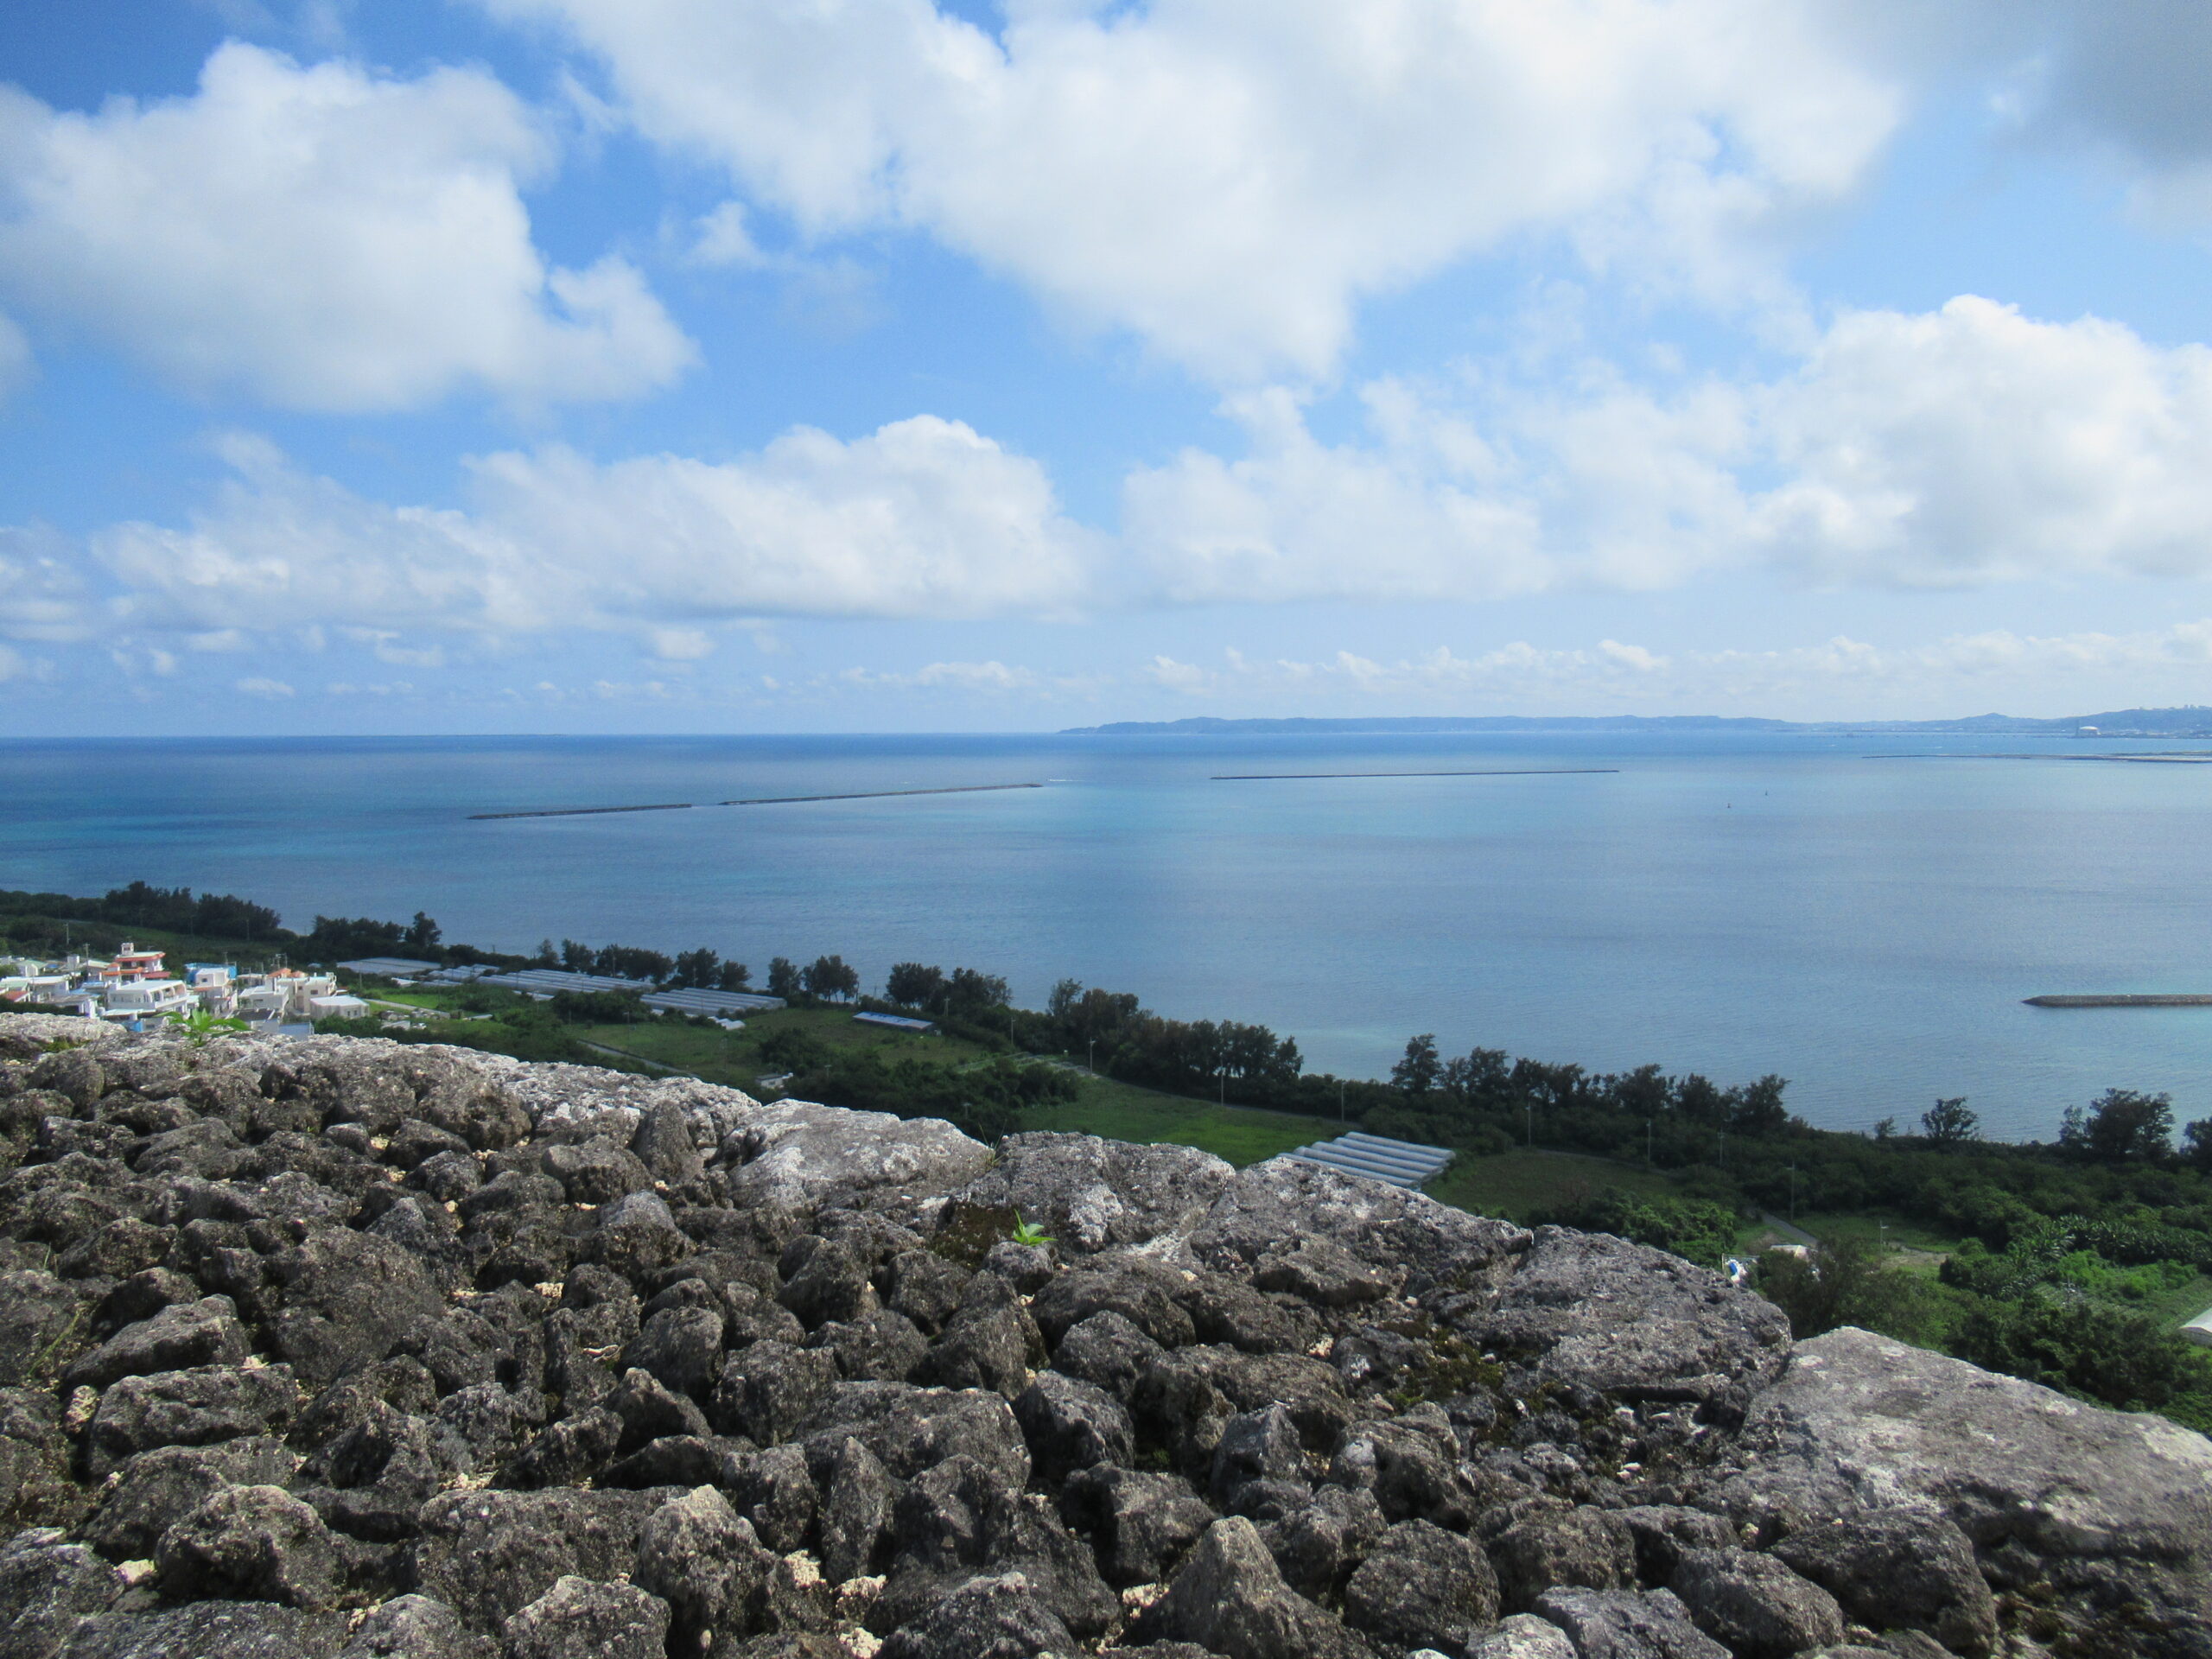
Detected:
left=3, top=730, right=2209, bottom=1142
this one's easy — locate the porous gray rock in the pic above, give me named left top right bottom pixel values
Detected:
left=1012, top=1370, right=1134, bottom=1485
left=715, top=1341, right=838, bottom=1445
left=407, top=1486, right=667, bottom=1632
left=1130, top=1515, right=1371, bottom=1659
left=1343, top=1517, right=1501, bottom=1656
left=817, top=1434, right=899, bottom=1581
left=155, top=1483, right=340, bottom=1610
left=798, top=1381, right=1031, bottom=1490
left=1030, top=1253, right=1198, bottom=1350
left=1463, top=1613, right=1580, bottom=1658
left=1489, top=1505, right=1637, bottom=1613
left=1710, top=1326, right=2212, bottom=1637
left=1768, top=1508, right=1998, bottom=1656
left=80, top=1436, right=298, bottom=1560
left=633, top=1486, right=773, bottom=1652
left=0, top=1529, right=124, bottom=1659
left=59, top=1599, right=351, bottom=1657
left=334, top=1593, right=498, bottom=1659
left=876, top=1570, right=1074, bottom=1659
left=1470, top=1227, right=1791, bottom=1414
left=1184, top=1154, right=1528, bottom=1292
left=723, top=1099, right=993, bottom=1212
left=1667, top=1546, right=1846, bottom=1658
left=1260, top=1483, right=1388, bottom=1598
left=949, top=1132, right=1236, bottom=1254
left=63, top=1295, right=250, bottom=1389
left=7, top=1021, right=2212, bottom=1659
left=1533, top=1586, right=1731, bottom=1658
left=1048, top=1308, right=1166, bottom=1402
left=0, top=1269, right=89, bottom=1389
left=84, top=1363, right=300, bottom=1478
left=499, top=1575, right=671, bottom=1659
left=1064, top=1463, right=1218, bottom=1586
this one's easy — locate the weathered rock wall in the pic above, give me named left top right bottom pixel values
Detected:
left=0, top=1014, right=2203, bottom=1659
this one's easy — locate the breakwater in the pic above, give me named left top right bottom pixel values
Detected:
left=2024, top=994, right=2212, bottom=1007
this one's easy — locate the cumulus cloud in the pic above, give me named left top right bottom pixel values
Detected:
left=484, top=0, right=1900, bottom=379
left=91, top=416, right=1093, bottom=642
left=233, top=676, right=296, bottom=697
left=1131, top=296, right=2212, bottom=601
left=0, top=42, right=692, bottom=410
left=0, top=525, right=91, bottom=641
left=1758, top=296, right=2212, bottom=582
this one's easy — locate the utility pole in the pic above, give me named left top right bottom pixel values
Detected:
left=1087, top=1039, right=1095, bottom=1074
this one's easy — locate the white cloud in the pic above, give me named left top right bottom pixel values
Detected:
left=92, top=416, right=1092, bottom=639
left=649, top=627, right=715, bottom=661
left=1757, top=296, right=2212, bottom=583
left=234, top=676, right=296, bottom=697
left=486, top=0, right=1900, bottom=379
left=1130, top=296, right=2212, bottom=601
left=0, top=42, right=692, bottom=410
left=845, top=658, right=1041, bottom=692
left=689, top=200, right=765, bottom=267
left=0, top=525, right=91, bottom=641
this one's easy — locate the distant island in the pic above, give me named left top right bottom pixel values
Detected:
left=1063, top=705, right=2212, bottom=736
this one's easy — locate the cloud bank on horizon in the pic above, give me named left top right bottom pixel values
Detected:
left=3, top=0, right=2212, bottom=728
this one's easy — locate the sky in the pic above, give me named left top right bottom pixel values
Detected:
left=4, top=1, right=2212, bottom=733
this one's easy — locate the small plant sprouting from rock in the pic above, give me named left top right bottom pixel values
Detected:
left=168, top=1007, right=248, bottom=1047
left=1010, top=1212, right=1054, bottom=1249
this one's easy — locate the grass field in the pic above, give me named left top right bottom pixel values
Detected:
left=1792, top=1209, right=1966, bottom=1255
left=1421, top=1147, right=1680, bottom=1223
left=1018, top=1090, right=1338, bottom=1166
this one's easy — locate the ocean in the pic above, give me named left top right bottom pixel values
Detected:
left=3, top=729, right=2208, bottom=1142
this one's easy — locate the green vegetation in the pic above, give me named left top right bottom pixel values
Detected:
left=1421, top=1148, right=1681, bottom=1228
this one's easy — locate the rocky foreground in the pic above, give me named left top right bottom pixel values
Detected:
left=0, top=1016, right=2207, bottom=1659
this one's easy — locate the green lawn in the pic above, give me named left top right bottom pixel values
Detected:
left=1791, top=1209, right=1967, bottom=1255
left=1018, top=1085, right=1338, bottom=1167
left=1421, top=1147, right=1679, bottom=1223
left=577, top=1005, right=986, bottom=1091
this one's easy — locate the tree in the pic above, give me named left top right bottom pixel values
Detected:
left=2183, top=1120, right=2212, bottom=1174
left=560, top=939, right=594, bottom=972
left=887, top=963, right=948, bottom=1011
left=2058, top=1089, right=2175, bottom=1162
left=766, top=957, right=802, bottom=999
left=944, top=967, right=1009, bottom=1017
left=1727, top=1074, right=1792, bottom=1136
left=716, top=960, right=752, bottom=992
left=802, top=955, right=860, bottom=1001
left=1756, top=1235, right=1941, bottom=1344
left=1390, top=1033, right=1441, bottom=1096
left=1922, top=1096, right=1980, bottom=1148
left=534, top=939, right=558, bottom=967
left=403, top=912, right=442, bottom=954
left=672, top=948, right=721, bottom=988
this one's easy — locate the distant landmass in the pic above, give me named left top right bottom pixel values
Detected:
left=1063, top=707, right=2212, bottom=737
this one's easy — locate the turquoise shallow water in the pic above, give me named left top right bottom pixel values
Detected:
left=2, top=730, right=2209, bottom=1141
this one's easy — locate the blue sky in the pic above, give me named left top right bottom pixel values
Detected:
left=5, top=0, right=2212, bottom=733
